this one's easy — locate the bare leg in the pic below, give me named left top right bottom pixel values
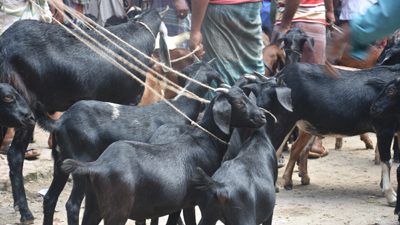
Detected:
left=335, top=137, right=343, bottom=150
left=360, top=133, right=374, bottom=149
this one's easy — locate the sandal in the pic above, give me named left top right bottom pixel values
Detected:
left=25, top=149, right=41, bottom=160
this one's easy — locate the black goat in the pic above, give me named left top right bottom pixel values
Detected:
left=194, top=126, right=277, bottom=225
left=369, top=77, right=400, bottom=219
left=0, top=83, right=35, bottom=128
left=248, top=63, right=400, bottom=206
left=0, top=8, right=166, bottom=223
left=275, top=27, right=314, bottom=65
left=60, top=86, right=266, bottom=225
left=42, top=61, right=221, bottom=225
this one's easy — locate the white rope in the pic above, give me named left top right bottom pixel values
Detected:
left=49, top=0, right=217, bottom=92
left=170, top=46, right=200, bottom=63
left=31, top=1, right=227, bottom=144
left=49, top=1, right=209, bottom=103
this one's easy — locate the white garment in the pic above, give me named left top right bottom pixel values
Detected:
left=339, top=0, right=378, bottom=20
left=0, top=0, right=52, bottom=34
left=86, top=0, right=126, bottom=26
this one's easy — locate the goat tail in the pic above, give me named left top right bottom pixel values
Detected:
left=193, top=167, right=228, bottom=203
left=34, top=104, right=58, bottom=132
left=61, top=159, right=91, bottom=175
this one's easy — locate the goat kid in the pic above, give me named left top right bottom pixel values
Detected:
left=42, top=61, right=221, bottom=225
left=194, top=126, right=277, bottom=225
left=60, top=86, right=266, bottom=225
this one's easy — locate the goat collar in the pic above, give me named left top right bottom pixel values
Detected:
left=138, top=21, right=156, bottom=40
left=264, top=61, right=274, bottom=75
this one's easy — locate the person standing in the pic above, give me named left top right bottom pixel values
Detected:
left=272, top=0, right=334, bottom=158
left=189, top=0, right=264, bottom=86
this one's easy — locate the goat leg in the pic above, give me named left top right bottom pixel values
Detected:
left=298, top=142, right=311, bottom=186
left=7, top=126, right=34, bottom=223
left=66, top=175, right=86, bottom=225
left=283, top=130, right=313, bottom=190
left=377, top=128, right=397, bottom=206
left=183, top=207, right=196, bottom=225
left=43, top=164, right=69, bottom=225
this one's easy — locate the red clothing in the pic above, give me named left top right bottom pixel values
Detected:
left=275, top=0, right=327, bottom=25
left=209, top=0, right=260, bottom=5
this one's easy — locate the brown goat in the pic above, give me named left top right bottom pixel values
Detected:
left=139, top=48, right=194, bottom=106
left=263, top=44, right=286, bottom=77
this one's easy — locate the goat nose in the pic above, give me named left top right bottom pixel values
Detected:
left=25, top=112, right=35, bottom=123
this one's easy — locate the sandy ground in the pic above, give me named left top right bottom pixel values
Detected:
left=0, top=127, right=399, bottom=225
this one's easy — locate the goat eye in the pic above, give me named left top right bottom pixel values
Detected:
left=3, top=95, right=14, bottom=103
left=234, top=102, right=245, bottom=108
left=387, top=87, right=397, bottom=96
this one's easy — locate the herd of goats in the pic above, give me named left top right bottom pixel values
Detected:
left=2, top=5, right=400, bottom=225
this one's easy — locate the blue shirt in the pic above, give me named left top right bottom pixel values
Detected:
left=350, top=0, right=400, bottom=60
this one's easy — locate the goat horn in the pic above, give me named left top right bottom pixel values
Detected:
left=220, top=83, right=231, bottom=89
left=159, top=5, right=169, bottom=17
left=215, top=87, right=230, bottom=93
left=244, top=74, right=257, bottom=81
left=251, top=71, right=269, bottom=81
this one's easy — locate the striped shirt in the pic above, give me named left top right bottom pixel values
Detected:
left=209, top=0, right=261, bottom=5
left=275, top=0, right=327, bottom=25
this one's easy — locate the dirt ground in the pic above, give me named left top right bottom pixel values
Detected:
left=0, top=127, right=399, bottom=225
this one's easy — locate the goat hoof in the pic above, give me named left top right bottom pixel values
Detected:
left=301, top=177, right=310, bottom=185
left=21, top=215, right=34, bottom=225
left=284, top=184, right=293, bottom=190
left=275, top=186, right=280, bottom=193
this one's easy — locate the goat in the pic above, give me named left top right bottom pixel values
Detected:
left=194, top=126, right=277, bottom=225
left=0, top=84, right=35, bottom=128
left=0, top=8, right=167, bottom=223
left=250, top=63, right=400, bottom=206
left=60, top=86, right=266, bottom=225
left=139, top=48, right=194, bottom=105
left=368, top=77, right=400, bottom=220
left=263, top=27, right=313, bottom=77
left=42, top=61, right=221, bottom=225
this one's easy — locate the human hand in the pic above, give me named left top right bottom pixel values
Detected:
left=326, top=11, right=336, bottom=25
left=190, top=31, right=205, bottom=58
left=326, top=24, right=351, bottom=63
left=174, top=0, right=189, bottom=19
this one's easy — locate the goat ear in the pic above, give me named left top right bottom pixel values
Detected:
left=275, top=87, right=293, bottom=112
left=366, top=78, right=386, bottom=90
left=159, top=32, right=171, bottom=72
left=249, top=92, right=257, bottom=104
left=213, top=95, right=231, bottom=135
left=277, top=52, right=286, bottom=72
left=241, top=83, right=260, bottom=96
